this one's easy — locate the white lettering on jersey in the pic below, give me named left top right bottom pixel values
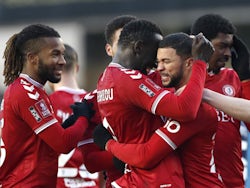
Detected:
left=163, top=119, right=180, bottom=133
left=216, top=109, right=235, bottom=123
left=139, top=84, right=155, bottom=97
left=97, top=88, right=113, bottom=102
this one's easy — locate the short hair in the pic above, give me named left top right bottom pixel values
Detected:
left=118, top=19, right=162, bottom=49
left=159, top=32, right=192, bottom=60
left=190, top=14, right=237, bottom=40
left=104, top=15, right=137, bottom=45
left=63, top=43, right=78, bottom=72
left=3, top=24, right=60, bottom=86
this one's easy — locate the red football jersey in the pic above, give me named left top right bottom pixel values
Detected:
left=205, top=68, right=244, bottom=187
left=97, top=61, right=207, bottom=187
left=50, top=87, right=101, bottom=188
left=79, top=90, right=123, bottom=188
left=106, top=103, right=224, bottom=188
left=0, top=74, right=88, bottom=187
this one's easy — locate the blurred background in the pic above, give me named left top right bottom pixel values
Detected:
left=0, top=0, right=250, bottom=186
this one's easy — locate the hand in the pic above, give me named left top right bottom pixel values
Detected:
left=70, top=100, right=95, bottom=119
left=113, top=156, right=125, bottom=174
left=192, top=33, right=215, bottom=63
left=61, top=115, right=77, bottom=129
left=231, top=35, right=250, bottom=81
left=93, top=124, right=113, bottom=150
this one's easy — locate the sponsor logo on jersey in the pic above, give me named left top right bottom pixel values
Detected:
left=139, top=84, right=155, bottom=97
left=29, top=106, right=42, bottom=122
left=222, top=84, right=235, bottom=96
left=97, top=88, right=114, bottom=102
left=35, top=99, right=51, bottom=118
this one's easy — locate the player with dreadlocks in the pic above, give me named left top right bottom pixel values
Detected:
left=0, top=24, right=93, bottom=187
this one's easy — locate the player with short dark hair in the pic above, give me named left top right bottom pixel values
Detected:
left=191, top=14, right=250, bottom=188
left=95, top=19, right=214, bottom=187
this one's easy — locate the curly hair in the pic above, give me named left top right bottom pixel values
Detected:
left=190, top=14, right=236, bottom=40
left=118, top=19, right=162, bottom=49
left=3, top=24, right=60, bottom=86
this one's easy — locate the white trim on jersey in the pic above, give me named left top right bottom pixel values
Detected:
left=155, top=129, right=177, bottom=150
left=151, top=90, right=170, bottom=114
left=34, top=118, right=58, bottom=134
left=77, top=138, right=94, bottom=147
left=111, top=181, right=122, bottom=188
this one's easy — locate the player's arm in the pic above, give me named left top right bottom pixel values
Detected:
left=37, top=100, right=93, bottom=154
left=79, top=142, right=116, bottom=173
left=153, top=34, right=214, bottom=121
left=93, top=123, right=197, bottom=169
left=203, top=88, right=250, bottom=123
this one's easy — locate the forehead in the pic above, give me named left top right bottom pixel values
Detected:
left=42, top=37, right=65, bottom=51
left=211, top=33, right=233, bottom=45
left=157, top=47, right=177, bottom=58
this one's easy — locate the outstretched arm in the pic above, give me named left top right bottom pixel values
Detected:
left=203, top=88, right=250, bottom=123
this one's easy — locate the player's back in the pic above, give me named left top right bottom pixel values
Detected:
left=179, top=103, right=225, bottom=188
left=97, top=63, right=184, bottom=187
left=50, top=87, right=101, bottom=188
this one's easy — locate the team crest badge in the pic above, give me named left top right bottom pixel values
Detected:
left=222, top=85, right=235, bottom=96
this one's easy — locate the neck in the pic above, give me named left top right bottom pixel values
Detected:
left=53, top=73, right=80, bottom=91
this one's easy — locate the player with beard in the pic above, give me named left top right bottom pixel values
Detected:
left=191, top=14, right=250, bottom=187
left=0, top=24, right=93, bottom=187
left=94, top=33, right=224, bottom=188
left=94, top=19, right=214, bottom=187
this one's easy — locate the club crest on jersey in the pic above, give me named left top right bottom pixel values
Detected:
left=29, top=106, right=42, bottom=122
left=139, top=84, right=155, bottom=97
left=35, top=99, right=51, bottom=118
left=222, top=84, right=235, bottom=96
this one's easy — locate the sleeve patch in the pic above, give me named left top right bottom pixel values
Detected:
left=35, top=99, right=51, bottom=118
left=139, top=84, right=155, bottom=97
left=29, top=106, right=42, bottom=122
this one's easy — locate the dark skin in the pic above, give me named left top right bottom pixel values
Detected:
left=113, top=33, right=214, bottom=75
left=112, top=34, right=162, bottom=75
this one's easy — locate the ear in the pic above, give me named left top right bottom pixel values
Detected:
left=105, top=43, right=113, bottom=57
left=185, top=57, right=194, bottom=69
left=27, top=52, right=39, bottom=65
left=133, top=40, right=144, bottom=55
left=75, top=64, right=80, bottom=73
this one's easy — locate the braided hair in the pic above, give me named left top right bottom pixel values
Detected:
left=3, top=24, right=60, bottom=86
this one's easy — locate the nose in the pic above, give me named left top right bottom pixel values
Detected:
left=157, top=61, right=164, bottom=71
left=224, top=47, right=231, bottom=57
left=59, top=55, right=66, bottom=65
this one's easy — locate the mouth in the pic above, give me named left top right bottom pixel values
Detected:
left=161, top=74, right=170, bottom=83
left=54, top=69, right=63, bottom=76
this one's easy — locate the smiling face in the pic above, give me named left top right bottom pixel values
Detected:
left=208, top=32, right=233, bottom=74
left=36, top=37, right=66, bottom=84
